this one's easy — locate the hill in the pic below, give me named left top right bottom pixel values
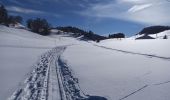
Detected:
left=55, top=26, right=107, bottom=41
left=1, top=25, right=170, bottom=100
left=138, top=26, right=170, bottom=35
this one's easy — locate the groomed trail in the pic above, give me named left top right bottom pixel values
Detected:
left=8, top=46, right=107, bottom=100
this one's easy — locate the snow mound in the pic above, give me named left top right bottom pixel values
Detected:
left=9, top=23, right=26, bottom=29
left=149, top=30, right=170, bottom=39
left=129, top=30, right=170, bottom=39
left=0, top=25, right=57, bottom=47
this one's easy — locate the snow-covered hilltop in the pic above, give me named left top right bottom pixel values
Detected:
left=0, top=25, right=170, bottom=100
left=130, top=26, right=170, bottom=39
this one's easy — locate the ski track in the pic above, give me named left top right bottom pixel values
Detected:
left=8, top=47, right=60, bottom=100
left=92, top=44, right=170, bottom=61
left=153, top=80, right=170, bottom=86
left=8, top=46, right=67, bottom=100
left=118, top=80, right=170, bottom=100
left=119, top=85, right=148, bottom=100
left=8, top=45, right=107, bottom=100
left=9, top=43, right=170, bottom=100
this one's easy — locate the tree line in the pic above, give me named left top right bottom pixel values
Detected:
left=0, top=5, right=22, bottom=26
left=27, top=18, right=50, bottom=35
left=56, top=26, right=107, bottom=41
left=0, top=4, right=50, bottom=35
left=108, top=33, right=125, bottom=39
left=0, top=4, right=108, bottom=39
left=138, top=26, right=170, bottom=35
left=0, top=4, right=126, bottom=40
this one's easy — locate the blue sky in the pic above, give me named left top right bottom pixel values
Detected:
left=1, top=0, right=170, bottom=36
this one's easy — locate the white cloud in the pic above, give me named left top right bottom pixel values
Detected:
left=127, top=3, right=170, bottom=25
left=119, top=0, right=144, bottom=4
left=6, top=6, right=61, bottom=18
left=6, top=6, right=45, bottom=14
left=79, top=2, right=125, bottom=19
left=79, top=0, right=170, bottom=25
left=128, top=3, right=153, bottom=13
left=119, top=0, right=164, bottom=4
left=8, top=0, right=23, bottom=6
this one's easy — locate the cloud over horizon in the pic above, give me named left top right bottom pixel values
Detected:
left=79, top=0, right=170, bottom=25
left=6, top=6, right=45, bottom=14
left=2, top=0, right=170, bottom=35
left=3, top=0, right=170, bottom=26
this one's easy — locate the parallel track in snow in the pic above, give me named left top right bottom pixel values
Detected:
left=47, top=47, right=66, bottom=100
left=8, top=46, right=89, bottom=100
left=8, top=46, right=66, bottom=100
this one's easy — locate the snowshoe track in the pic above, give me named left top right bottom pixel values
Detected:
left=8, top=46, right=107, bottom=100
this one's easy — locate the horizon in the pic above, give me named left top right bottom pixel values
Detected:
left=1, top=0, right=170, bottom=36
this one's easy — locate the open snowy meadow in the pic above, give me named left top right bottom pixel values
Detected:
left=0, top=25, right=170, bottom=100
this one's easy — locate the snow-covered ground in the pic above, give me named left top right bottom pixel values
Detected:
left=62, top=31, right=170, bottom=100
left=0, top=25, right=54, bottom=100
left=0, top=25, right=79, bottom=100
left=97, top=38, right=170, bottom=57
left=1, top=25, right=170, bottom=100
left=63, top=42, right=170, bottom=100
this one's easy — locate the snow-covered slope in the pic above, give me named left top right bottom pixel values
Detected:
left=8, top=23, right=26, bottom=29
left=0, top=25, right=56, bottom=47
left=0, top=25, right=56, bottom=100
left=0, top=25, right=79, bottom=100
left=129, top=29, right=170, bottom=39
left=63, top=42, right=170, bottom=100
left=149, top=30, right=170, bottom=39
left=1, top=25, right=170, bottom=100
left=98, top=37, right=170, bottom=57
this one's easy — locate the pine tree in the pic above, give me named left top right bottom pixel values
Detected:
left=26, top=18, right=50, bottom=35
left=163, top=35, right=168, bottom=39
left=0, top=5, right=8, bottom=24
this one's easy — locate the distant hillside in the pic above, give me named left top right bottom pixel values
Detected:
left=55, top=26, right=106, bottom=41
left=138, top=26, right=170, bottom=35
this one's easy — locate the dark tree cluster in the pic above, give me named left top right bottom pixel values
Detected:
left=138, top=26, right=170, bottom=35
left=56, top=26, right=106, bottom=41
left=8, top=16, right=22, bottom=24
left=56, top=26, right=87, bottom=35
left=27, top=18, right=50, bottom=36
left=0, top=5, right=8, bottom=25
left=163, top=35, right=168, bottom=39
left=0, top=4, right=123, bottom=39
left=108, top=33, right=125, bottom=39
left=0, top=5, right=22, bottom=25
left=84, top=30, right=106, bottom=41
left=1, top=4, right=50, bottom=36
